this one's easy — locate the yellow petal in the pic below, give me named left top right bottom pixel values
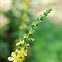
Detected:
left=17, top=53, right=21, bottom=57
left=16, top=42, right=20, bottom=46
left=24, top=52, right=27, bottom=56
left=31, top=38, right=35, bottom=41
left=13, top=60, right=17, bottom=62
left=18, top=58, right=23, bottom=62
left=20, top=41, right=24, bottom=44
left=11, top=52, right=16, bottom=57
left=8, top=57, right=14, bottom=61
left=16, top=40, right=24, bottom=46
left=21, top=47, right=24, bottom=51
left=26, top=49, right=27, bottom=52
left=15, top=49, right=20, bottom=53
left=27, top=43, right=30, bottom=47
left=29, top=32, right=32, bottom=34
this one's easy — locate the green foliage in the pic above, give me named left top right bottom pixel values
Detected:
left=25, top=19, right=62, bottom=62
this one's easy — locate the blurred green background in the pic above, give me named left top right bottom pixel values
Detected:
left=0, top=0, right=62, bottom=62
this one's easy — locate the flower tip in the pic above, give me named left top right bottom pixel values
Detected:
left=27, top=43, right=30, bottom=47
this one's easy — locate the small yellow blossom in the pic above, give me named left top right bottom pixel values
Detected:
left=15, top=48, right=27, bottom=57
left=8, top=52, right=24, bottom=62
left=24, top=36, right=26, bottom=39
left=21, top=47, right=27, bottom=56
left=31, top=38, right=35, bottom=41
left=16, top=40, right=24, bottom=46
left=29, top=32, right=32, bottom=34
left=27, top=43, right=30, bottom=47
left=15, top=49, right=20, bottom=53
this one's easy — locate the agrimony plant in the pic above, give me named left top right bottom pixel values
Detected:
left=8, top=8, right=52, bottom=62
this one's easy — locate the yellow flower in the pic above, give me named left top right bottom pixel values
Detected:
left=24, top=36, right=26, bottom=39
left=16, top=40, right=24, bottom=46
left=15, top=49, right=20, bottom=53
left=29, top=32, right=32, bottom=34
left=31, top=38, right=35, bottom=41
left=27, top=43, right=30, bottom=47
left=20, top=47, right=27, bottom=57
left=15, top=49, right=25, bottom=59
left=8, top=52, right=24, bottom=62
left=15, top=48, right=27, bottom=57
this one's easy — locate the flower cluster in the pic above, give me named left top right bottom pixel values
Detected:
left=8, top=47, right=27, bottom=62
left=8, top=8, right=52, bottom=62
